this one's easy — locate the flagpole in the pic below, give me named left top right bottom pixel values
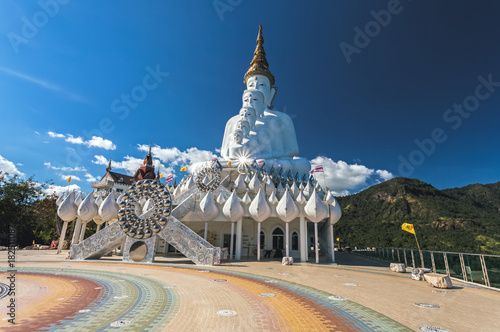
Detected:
left=322, top=169, right=327, bottom=191
left=413, top=232, right=424, bottom=268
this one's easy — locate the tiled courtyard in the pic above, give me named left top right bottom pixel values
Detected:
left=1, top=251, right=499, bottom=331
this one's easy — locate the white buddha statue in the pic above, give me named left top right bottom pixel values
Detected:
left=221, top=25, right=300, bottom=161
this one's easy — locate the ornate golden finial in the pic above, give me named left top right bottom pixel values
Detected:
left=244, top=25, right=275, bottom=86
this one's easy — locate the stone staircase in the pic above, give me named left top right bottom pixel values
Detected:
left=70, top=193, right=223, bottom=265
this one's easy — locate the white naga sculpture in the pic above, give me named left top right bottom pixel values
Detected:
left=221, top=26, right=307, bottom=173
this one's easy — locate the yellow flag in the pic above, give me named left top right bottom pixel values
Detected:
left=67, top=176, right=71, bottom=183
left=227, top=161, right=231, bottom=166
left=180, top=167, right=187, bottom=172
left=160, top=173, right=164, bottom=178
left=402, top=223, right=415, bottom=234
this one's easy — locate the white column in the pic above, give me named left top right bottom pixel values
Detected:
left=257, top=222, right=261, bottom=261
left=285, top=222, right=290, bottom=257
left=329, top=224, right=335, bottom=263
left=204, top=221, right=208, bottom=240
left=299, top=216, right=307, bottom=262
left=314, top=222, right=319, bottom=264
left=230, top=222, right=235, bottom=261
left=235, top=218, right=242, bottom=260
left=57, top=221, right=69, bottom=254
left=71, top=218, right=82, bottom=245
left=79, top=221, right=88, bottom=243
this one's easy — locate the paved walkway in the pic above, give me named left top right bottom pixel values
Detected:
left=0, top=250, right=499, bottom=331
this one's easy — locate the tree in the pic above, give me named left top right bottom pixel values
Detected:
left=0, top=172, right=57, bottom=247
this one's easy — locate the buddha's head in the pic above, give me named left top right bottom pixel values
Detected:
left=246, top=75, right=277, bottom=108
left=232, top=129, right=243, bottom=144
left=242, top=90, right=265, bottom=117
left=236, top=119, right=250, bottom=137
left=239, top=107, right=256, bottom=128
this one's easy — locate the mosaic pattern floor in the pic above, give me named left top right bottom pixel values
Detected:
left=0, top=263, right=412, bottom=331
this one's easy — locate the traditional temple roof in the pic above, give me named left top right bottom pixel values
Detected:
left=133, top=142, right=156, bottom=181
left=91, top=159, right=134, bottom=188
left=244, top=25, right=275, bottom=86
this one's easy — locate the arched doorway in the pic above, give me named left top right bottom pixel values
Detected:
left=272, top=227, right=284, bottom=250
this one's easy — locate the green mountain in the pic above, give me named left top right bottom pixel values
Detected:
left=335, top=177, right=500, bottom=255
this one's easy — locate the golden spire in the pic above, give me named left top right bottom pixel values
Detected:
left=244, top=25, right=275, bottom=86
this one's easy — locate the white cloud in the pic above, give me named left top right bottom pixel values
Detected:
left=138, top=145, right=216, bottom=167
left=44, top=184, right=81, bottom=196
left=35, top=131, right=40, bottom=135
left=47, top=131, right=116, bottom=150
left=44, top=162, right=87, bottom=172
left=87, top=136, right=116, bottom=150
left=60, top=174, right=81, bottom=182
left=376, top=169, right=394, bottom=181
left=0, top=155, right=24, bottom=177
left=48, top=131, right=65, bottom=138
left=85, top=173, right=99, bottom=182
left=65, top=134, right=85, bottom=145
left=310, top=156, right=393, bottom=196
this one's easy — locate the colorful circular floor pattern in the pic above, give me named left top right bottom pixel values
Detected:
left=0, top=263, right=412, bottom=331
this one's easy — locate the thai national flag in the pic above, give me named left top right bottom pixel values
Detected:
left=309, top=170, right=314, bottom=175
left=256, top=159, right=265, bottom=166
left=165, top=174, right=174, bottom=183
left=211, top=158, right=218, bottom=163
left=314, top=165, right=324, bottom=173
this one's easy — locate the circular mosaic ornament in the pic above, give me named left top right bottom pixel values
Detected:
left=419, top=326, right=450, bottom=332
left=259, top=293, right=276, bottom=297
left=110, top=320, right=131, bottom=327
left=414, top=303, right=440, bottom=309
left=328, top=295, right=348, bottom=301
left=217, top=310, right=237, bottom=316
left=118, top=179, right=172, bottom=239
left=196, top=163, right=222, bottom=192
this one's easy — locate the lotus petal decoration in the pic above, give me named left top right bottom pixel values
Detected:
left=216, top=192, right=226, bottom=205
left=57, top=192, right=78, bottom=222
left=77, top=193, right=98, bottom=222
left=196, top=191, right=219, bottom=221
left=329, top=197, right=342, bottom=225
left=249, top=188, right=271, bottom=222
left=304, top=190, right=329, bottom=223
left=268, top=190, right=278, bottom=205
left=56, top=193, right=66, bottom=206
left=296, top=190, right=307, bottom=205
left=248, top=173, right=261, bottom=193
left=276, top=189, right=299, bottom=222
left=240, top=192, right=252, bottom=205
left=234, top=174, right=247, bottom=194
left=222, top=191, right=245, bottom=222
left=325, top=191, right=335, bottom=205
left=99, top=192, right=119, bottom=222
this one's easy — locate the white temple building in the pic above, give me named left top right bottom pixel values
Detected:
left=57, top=26, right=341, bottom=265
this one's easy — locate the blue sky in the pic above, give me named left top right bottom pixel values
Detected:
left=1, top=0, right=499, bottom=195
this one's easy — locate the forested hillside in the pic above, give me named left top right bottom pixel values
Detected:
left=335, top=178, right=500, bottom=254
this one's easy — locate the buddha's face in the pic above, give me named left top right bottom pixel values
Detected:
left=246, top=75, right=271, bottom=106
left=232, top=129, right=243, bottom=144
left=236, top=120, right=250, bottom=137
left=239, top=107, right=256, bottom=128
left=242, top=90, right=265, bottom=116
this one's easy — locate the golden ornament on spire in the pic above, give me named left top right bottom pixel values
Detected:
left=244, top=25, right=275, bottom=86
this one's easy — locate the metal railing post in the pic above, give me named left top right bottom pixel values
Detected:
left=480, top=255, right=490, bottom=288
left=403, top=249, right=408, bottom=267
left=397, top=249, right=401, bottom=263
left=444, top=252, right=450, bottom=276
left=411, top=250, right=415, bottom=268
left=431, top=252, right=436, bottom=273
left=459, top=253, right=468, bottom=282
